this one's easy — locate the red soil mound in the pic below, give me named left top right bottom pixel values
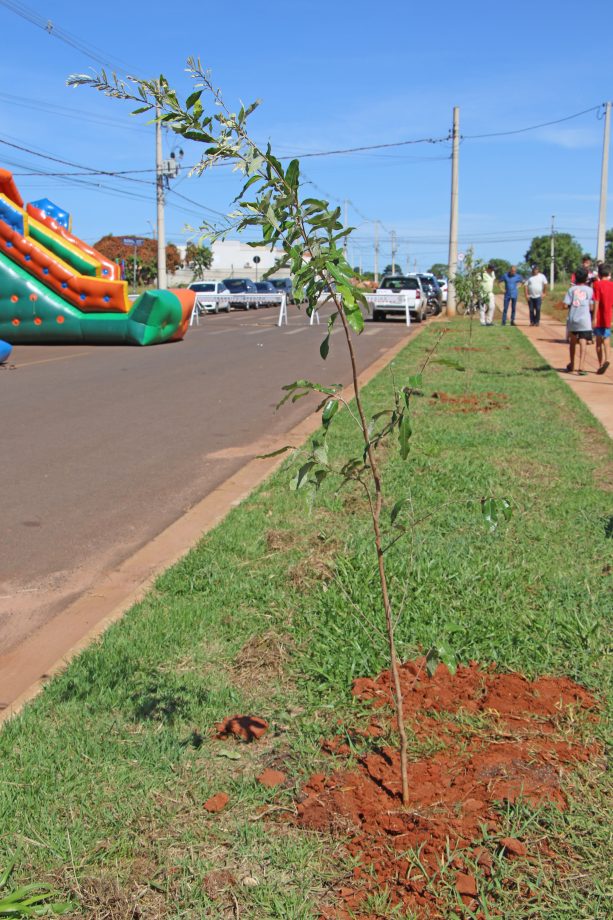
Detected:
left=295, top=659, right=599, bottom=919
left=431, top=391, right=508, bottom=412
left=215, top=715, right=269, bottom=742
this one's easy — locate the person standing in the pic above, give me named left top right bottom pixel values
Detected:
left=524, top=265, right=548, bottom=326
left=592, top=263, right=613, bottom=375
left=479, top=264, right=496, bottom=326
left=500, top=266, right=524, bottom=325
left=564, top=268, right=594, bottom=376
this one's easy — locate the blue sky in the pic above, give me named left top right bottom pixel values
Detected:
left=0, top=0, right=611, bottom=271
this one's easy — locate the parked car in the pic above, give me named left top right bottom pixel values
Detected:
left=437, top=278, right=448, bottom=304
left=188, top=280, right=230, bottom=314
left=270, top=277, right=296, bottom=304
left=375, top=275, right=427, bottom=322
left=222, top=277, right=259, bottom=309
left=417, top=273, right=443, bottom=315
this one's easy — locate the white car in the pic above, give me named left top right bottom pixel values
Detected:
left=188, top=280, right=230, bottom=314
left=374, top=275, right=428, bottom=322
left=437, top=278, right=448, bottom=304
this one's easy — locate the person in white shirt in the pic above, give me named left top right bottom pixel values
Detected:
left=479, top=264, right=497, bottom=326
left=525, top=266, right=548, bottom=326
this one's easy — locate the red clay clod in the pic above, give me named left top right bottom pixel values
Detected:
left=455, top=873, right=478, bottom=897
left=215, top=715, right=269, bottom=742
left=257, top=768, right=286, bottom=788
left=203, top=792, right=229, bottom=813
left=500, top=837, right=527, bottom=858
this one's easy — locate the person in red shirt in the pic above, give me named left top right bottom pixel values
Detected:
left=592, top=263, right=613, bottom=375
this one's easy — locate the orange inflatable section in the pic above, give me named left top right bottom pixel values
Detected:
left=26, top=204, right=120, bottom=281
left=0, top=169, right=24, bottom=208
left=168, top=288, right=195, bottom=341
left=0, top=223, right=130, bottom=313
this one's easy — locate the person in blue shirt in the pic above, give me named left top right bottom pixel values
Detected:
left=500, top=266, right=524, bottom=326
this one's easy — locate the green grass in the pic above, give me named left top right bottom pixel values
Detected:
left=0, top=320, right=610, bottom=918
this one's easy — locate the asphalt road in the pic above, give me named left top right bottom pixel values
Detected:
left=1, top=303, right=414, bottom=657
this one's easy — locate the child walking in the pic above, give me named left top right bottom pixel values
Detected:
left=564, top=268, right=594, bottom=376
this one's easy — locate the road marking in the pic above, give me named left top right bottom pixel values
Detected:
left=364, top=328, right=382, bottom=336
left=16, top=351, right=90, bottom=368
left=284, top=327, right=308, bottom=335
left=207, top=328, right=234, bottom=335
left=245, top=327, right=275, bottom=335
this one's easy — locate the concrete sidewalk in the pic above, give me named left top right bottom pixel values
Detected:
left=512, top=302, right=612, bottom=438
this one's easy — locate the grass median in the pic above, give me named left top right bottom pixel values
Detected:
left=0, top=319, right=610, bottom=918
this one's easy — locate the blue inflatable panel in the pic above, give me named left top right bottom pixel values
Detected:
left=0, top=339, right=13, bottom=363
left=0, top=196, right=24, bottom=235
left=29, top=198, right=71, bottom=230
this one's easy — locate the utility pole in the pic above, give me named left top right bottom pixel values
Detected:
left=596, top=101, right=611, bottom=263
left=550, top=215, right=555, bottom=289
left=343, top=199, right=348, bottom=260
left=374, top=221, right=380, bottom=284
left=155, top=103, right=167, bottom=290
left=391, top=230, right=397, bottom=273
left=447, top=106, right=460, bottom=316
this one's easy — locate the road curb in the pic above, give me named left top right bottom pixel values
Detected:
left=0, top=322, right=429, bottom=726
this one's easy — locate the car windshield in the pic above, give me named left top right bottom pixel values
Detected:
left=190, top=283, right=215, bottom=292
left=224, top=280, right=246, bottom=291
left=255, top=283, right=272, bottom=291
left=381, top=277, right=418, bottom=291
left=271, top=279, right=287, bottom=289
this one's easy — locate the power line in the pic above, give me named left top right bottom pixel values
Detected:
left=462, top=104, right=604, bottom=140
left=0, top=0, right=131, bottom=72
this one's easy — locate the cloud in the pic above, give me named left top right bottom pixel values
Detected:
left=536, top=126, right=600, bottom=149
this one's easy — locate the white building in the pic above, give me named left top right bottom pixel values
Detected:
left=169, top=239, right=287, bottom=285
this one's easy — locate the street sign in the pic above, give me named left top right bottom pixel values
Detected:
left=122, top=237, right=145, bottom=247
left=457, top=251, right=465, bottom=262
left=253, top=256, right=261, bottom=264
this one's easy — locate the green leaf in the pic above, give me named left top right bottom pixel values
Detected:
left=312, top=439, right=328, bottom=465
left=185, top=89, right=203, bottom=109
left=481, top=497, right=512, bottom=532
left=321, top=398, right=338, bottom=430
left=425, top=644, right=457, bottom=677
left=290, top=461, right=315, bottom=491
left=398, top=415, right=412, bottom=460
left=285, top=159, right=300, bottom=190
left=390, top=497, right=411, bottom=525
left=407, top=374, right=423, bottom=389
left=320, top=334, right=330, bottom=360
left=345, top=304, right=364, bottom=334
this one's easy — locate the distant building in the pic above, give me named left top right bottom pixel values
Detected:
left=169, top=239, right=287, bottom=285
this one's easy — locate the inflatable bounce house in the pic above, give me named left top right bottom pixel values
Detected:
left=0, top=169, right=194, bottom=346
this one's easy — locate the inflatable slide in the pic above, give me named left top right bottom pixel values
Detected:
left=0, top=169, right=193, bottom=345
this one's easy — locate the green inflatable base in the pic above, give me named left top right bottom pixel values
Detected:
left=0, top=251, right=183, bottom=345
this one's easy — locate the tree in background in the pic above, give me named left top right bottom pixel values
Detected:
left=185, top=242, right=213, bottom=280
left=525, top=233, right=582, bottom=278
left=94, top=235, right=181, bottom=285
left=605, top=228, right=613, bottom=264
left=428, top=263, right=448, bottom=278
left=487, top=258, right=511, bottom=278
left=382, top=264, right=398, bottom=275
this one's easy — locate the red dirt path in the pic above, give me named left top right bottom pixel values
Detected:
left=294, top=658, right=599, bottom=919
